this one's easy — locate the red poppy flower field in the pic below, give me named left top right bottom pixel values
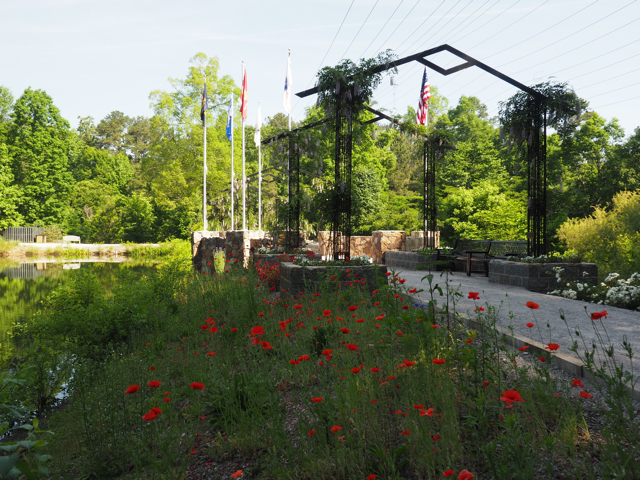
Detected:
left=31, top=260, right=639, bottom=479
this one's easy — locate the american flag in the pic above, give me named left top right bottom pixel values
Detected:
left=416, top=66, right=431, bottom=125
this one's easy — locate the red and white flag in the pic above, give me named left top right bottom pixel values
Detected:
left=241, top=67, right=248, bottom=121
left=416, top=66, right=431, bottom=125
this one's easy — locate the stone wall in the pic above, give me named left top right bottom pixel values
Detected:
left=489, top=260, right=598, bottom=293
left=192, top=236, right=226, bottom=274
left=406, top=231, right=440, bottom=251
left=280, top=262, right=388, bottom=296
left=371, top=231, right=406, bottom=264
left=384, top=251, right=438, bottom=271
left=317, top=231, right=373, bottom=258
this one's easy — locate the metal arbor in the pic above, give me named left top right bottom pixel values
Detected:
left=297, top=44, right=549, bottom=257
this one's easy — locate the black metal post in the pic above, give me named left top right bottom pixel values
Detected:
left=331, top=93, right=353, bottom=260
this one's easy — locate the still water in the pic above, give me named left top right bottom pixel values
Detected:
left=0, top=259, right=157, bottom=356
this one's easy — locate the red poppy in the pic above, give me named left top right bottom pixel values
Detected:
left=409, top=288, right=417, bottom=293
left=413, top=404, right=423, bottom=409
left=367, top=475, right=376, bottom=480
left=579, top=391, right=592, bottom=399
left=356, top=318, right=364, bottom=323
left=399, top=278, right=406, bottom=284
left=142, top=411, right=158, bottom=421
left=149, top=367, right=155, bottom=370
left=311, top=397, right=322, bottom=403
left=351, top=367, right=361, bottom=373
left=294, top=305, right=302, bottom=310
left=526, top=322, right=535, bottom=328
left=525, top=301, right=539, bottom=310
left=231, top=470, right=243, bottom=478
left=572, top=379, right=584, bottom=388
left=401, top=430, right=411, bottom=435
left=538, top=357, right=546, bottom=362
left=591, top=310, right=608, bottom=320
left=124, top=385, right=140, bottom=394
left=546, top=343, right=560, bottom=351
left=432, top=359, right=446, bottom=365
left=475, top=306, right=484, bottom=312
left=466, top=339, right=473, bottom=344
left=323, top=309, right=331, bottom=316
left=403, top=360, right=416, bottom=367
left=164, top=398, right=171, bottom=402
left=231, top=328, right=238, bottom=332
left=347, top=305, right=358, bottom=311
left=330, top=425, right=342, bottom=434
left=518, top=346, right=529, bottom=351
left=340, top=328, right=350, bottom=334
left=290, top=359, right=300, bottom=365
left=346, top=344, right=359, bottom=351
left=207, top=352, right=216, bottom=356
left=402, top=305, right=409, bottom=310
left=370, top=367, right=380, bottom=373
left=432, top=434, right=441, bottom=441
left=299, top=355, right=310, bottom=361
left=374, top=302, right=381, bottom=306
left=458, top=470, right=474, bottom=480
left=322, top=349, right=332, bottom=355
left=251, top=326, right=265, bottom=336
left=148, top=381, right=161, bottom=388
left=307, top=429, right=316, bottom=437
left=443, top=470, right=454, bottom=477
left=483, top=381, right=490, bottom=386
left=385, top=272, right=391, bottom=276
left=468, top=292, right=480, bottom=300
left=150, top=407, right=163, bottom=415
left=190, top=382, right=205, bottom=390
left=500, top=390, right=524, bottom=404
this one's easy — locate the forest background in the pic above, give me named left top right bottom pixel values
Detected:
left=0, top=53, right=638, bottom=273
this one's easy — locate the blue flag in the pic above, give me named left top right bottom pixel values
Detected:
left=226, top=97, right=233, bottom=141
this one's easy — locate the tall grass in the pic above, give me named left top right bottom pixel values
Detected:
left=5, top=257, right=638, bottom=479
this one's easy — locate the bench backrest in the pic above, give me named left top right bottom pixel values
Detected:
left=63, top=235, right=81, bottom=242
left=452, top=239, right=491, bottom=254
left=489, top=240, right=528, bottom=257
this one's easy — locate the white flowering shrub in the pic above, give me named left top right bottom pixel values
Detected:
left=549, top=268, right=640, bottom=311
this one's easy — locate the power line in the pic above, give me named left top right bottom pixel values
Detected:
left=447, top=0, right=524, bottom=46
left=360, top=0, right=405, bottom=59
left=391, top=0, right=447, bottom=53
left=339, top=0, right=380, bottom=62
left=589, top=80, right=640, bottom=99
left=371, top=0, right=421, bottom=56
left=592, top=94, right=640, bottom=109
left=291, top=0, right=355, bottom=119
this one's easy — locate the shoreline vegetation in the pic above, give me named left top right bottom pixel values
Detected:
left=0, top=237, right=190, bottom=262
left=1, top=250, right=638, bottom=479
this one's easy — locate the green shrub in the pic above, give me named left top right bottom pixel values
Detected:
left=559, top=190, right=640, bottom=278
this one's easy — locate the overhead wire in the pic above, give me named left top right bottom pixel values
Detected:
left=390, top=0, right=447, bottom=54
left=291, top=0, right=355, bottom=119
left=339, top=0, right=380, bottom=62
left=359, top=0, right=405, bottom=59
left=371, top=0, right=421, bottom=56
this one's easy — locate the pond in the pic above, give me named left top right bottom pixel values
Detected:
left=0, top=259, right=157, bottom=358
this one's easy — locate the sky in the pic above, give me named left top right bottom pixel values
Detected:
left=2, top=0, right=639, bottom=136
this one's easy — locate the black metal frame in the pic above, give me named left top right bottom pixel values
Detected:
left=423, top=139, right=437, bottom=249
left=297, top=44, right=549, bottom=256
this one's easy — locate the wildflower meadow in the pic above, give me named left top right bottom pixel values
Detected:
left=3, top=254, right=639, bottom=479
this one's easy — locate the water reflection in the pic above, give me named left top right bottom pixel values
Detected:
left=0, top=259, right=156, bottom=357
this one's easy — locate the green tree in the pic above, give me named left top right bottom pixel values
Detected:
left=120, top=193, right=155, bottom=242
left=0, top=143, right=22, bottom=229
left=351, top=167, right=383, bottom=234
left=86, top=199, right=123, bottom=243
left=7, top=88, right=75, bottom=225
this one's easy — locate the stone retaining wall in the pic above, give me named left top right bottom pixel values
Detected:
left=372, top=231, right=406, bottom=264
left=406, top=231, right=440, bottom=251
left=225, top=230, right=265, bottom=268
left=192, top=236, right=226, bottom=274
left=191, top=230, right=223, bottom=257
left=384, top=251, right=438, bottom=271
left=489, top=260, right=598, bottom=293
left=280, top=262, right=388, bottom=296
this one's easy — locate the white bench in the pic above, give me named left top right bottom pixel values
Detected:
left=62, top=235, right=81, bottom=244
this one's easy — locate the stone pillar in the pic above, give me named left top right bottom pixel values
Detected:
left=191, top=231, right=221, bottom=257
left=192, top=235, right=226, bottom=274
left=224, top=230, right=265, bottom=268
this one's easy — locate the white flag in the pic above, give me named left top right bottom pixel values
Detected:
left=254, top=103, right=262, bottom=147
left=283, top=51, right=292, bottom=114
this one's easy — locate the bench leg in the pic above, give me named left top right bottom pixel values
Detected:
left=484, top=260, right=489, bottom=277
left=466, top=253, right=471, bottom=277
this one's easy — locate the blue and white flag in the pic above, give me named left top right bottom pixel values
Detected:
left=225, top=96, right=233, bottom=141
left=283, top=51, right=292, bottom=114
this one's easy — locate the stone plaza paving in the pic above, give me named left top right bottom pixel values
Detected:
left=393, top=267, right=640, bottom=378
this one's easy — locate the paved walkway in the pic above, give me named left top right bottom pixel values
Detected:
left=393, top=268, right=640, bottom=374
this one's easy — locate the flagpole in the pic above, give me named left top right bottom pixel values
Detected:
left=203, top=80, right=208, bottom=232
left=258, top=102, right=262, bottom=232
left=288, top=49, right=291, bottom=132
left=242, top=61, right=246, bottom=231
left=230, top=95, right=235, bottom=230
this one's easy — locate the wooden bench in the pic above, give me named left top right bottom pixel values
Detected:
left=62, top=235, right=81, bottom=244
left=439, top=239, right=492, bottom=277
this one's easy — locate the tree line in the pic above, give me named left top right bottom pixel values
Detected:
left=0, top=53, right=638, bottom=250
